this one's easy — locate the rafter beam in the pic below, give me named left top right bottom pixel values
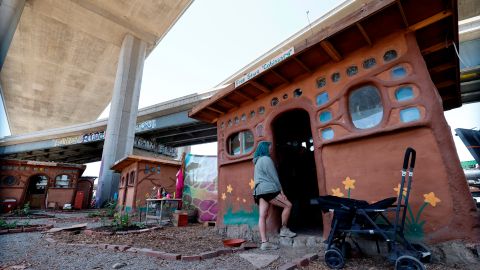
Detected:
left=429, top=63, right=456, bottom=74
left=355, top=22, right=372, bottom=46
left=205, top=106, right=225, bottom=115
left=270, top=69, right=289, bottom=83
left=292, top=56, right=311, bottom=73
left=396, top=0, right=409, bottom=27
left=233, top=91, right=254, bottom=101
left=218, top=99, right=237, bottom=108
left=436, top=80, right=456, bottom=89
left=408, top=10, right=453, bottom=32
left=421, top=40, right=452, bottom=55
left=320, top=40, right=342, bottom=62
left=249, top=81, right=271, bottom=93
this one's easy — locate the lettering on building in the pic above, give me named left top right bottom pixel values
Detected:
left=136, top=120, right=156, bottom=132
left=133, top=137, right=177, bottom=157
left=235, top=47, right=294, bottom=87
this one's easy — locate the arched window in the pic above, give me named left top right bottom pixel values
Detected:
left=349, top=85, right=384, bottom=129
left=227, top=130, right=254, bottom=156
left=55, top=174, right=71, bottom=188
left=129, top=171, right=135, bottom=185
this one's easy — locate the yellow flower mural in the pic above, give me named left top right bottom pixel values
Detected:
left=394, top=184, right=407, bottom=197
left=331, top=188, right=344, bottom=197
left=342, top=177, right=355, bottom=190
left=392, top=184, right=442, bottom=241
left=226, top=184, right=233, bottom=193
left=221, top=193, right=226, bottom=200
left=342, top=177, right=355, bottom=198
left=423, top=192, right=441, bottom=207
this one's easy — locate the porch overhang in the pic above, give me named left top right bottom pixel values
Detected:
left=190, top=0, right=461, bottom=123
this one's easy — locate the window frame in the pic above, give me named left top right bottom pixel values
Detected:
left=348, top=84, right=385, bottom=130
left=226, top=130, right=255, bottom=157
left=54, top=174, right=72, bottom=188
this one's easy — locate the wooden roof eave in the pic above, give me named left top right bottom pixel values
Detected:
left=190, top=0, right=461, bottom=122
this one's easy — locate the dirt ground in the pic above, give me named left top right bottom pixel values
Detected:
left=52, top=224, right=226, bottom=255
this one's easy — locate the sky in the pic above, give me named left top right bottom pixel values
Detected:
left=0, top=0, right=477, bottom=176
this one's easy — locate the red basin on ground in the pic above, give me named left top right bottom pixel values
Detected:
left=222, top=238, right=245, bottom=247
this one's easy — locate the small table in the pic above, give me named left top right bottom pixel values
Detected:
left=145, top=198, right=181, bottom=225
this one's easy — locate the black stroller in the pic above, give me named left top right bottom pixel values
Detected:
left=311, top=148, right=431, bottom=270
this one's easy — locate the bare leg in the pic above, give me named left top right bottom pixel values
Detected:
left=270, top=194, right=292, bottom=227
left=258, top=198, right=270, bottom=242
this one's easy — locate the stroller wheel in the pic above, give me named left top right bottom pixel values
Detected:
left=325, top=247, right=345, bottom=269
left=411, top=242, right=432, bottom=263
left=395, top=255, right=425, bottom=270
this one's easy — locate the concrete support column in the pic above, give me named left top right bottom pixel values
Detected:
left=0, top=0, right=26, bottom=71
left=97, top=34, right=146, bottom=207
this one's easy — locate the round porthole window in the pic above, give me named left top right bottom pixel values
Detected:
left=271, top=97, right=279, bottom=106
left=349, top=85, right=384, bottom=129
left=331, top=72, right=340, bottom=83
left=316, top=78, right=326, bottom=88
left=258, top=106, right=265, bottom=114
left=347, top=66, right=358, bottom=77
left=2, top=176, right=16, bottom=186
left=363, top=58, right=376, bottom=69
left=293, top=88, right=302, bottom=97
left=384, top=50, right=398, bottom=62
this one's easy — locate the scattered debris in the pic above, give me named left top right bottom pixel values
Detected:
left=112, top=262, right=127, bottom=269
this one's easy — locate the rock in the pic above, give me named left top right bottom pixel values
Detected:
left=239, top=253, right=279, bottom=269
left=306, top=236, right=322, bottom=247
left=112, top=262, right=126, bottom=269
left=433, top=240, right=480, bottom=269
left=292, top=236, right=306, bottom=248
left=279, top=237, right=293, bottom=246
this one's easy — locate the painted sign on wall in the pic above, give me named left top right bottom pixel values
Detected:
left=234, top=47, right=295, bottom=87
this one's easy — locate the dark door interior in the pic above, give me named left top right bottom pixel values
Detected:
left=272, top=109, right=322, bottom=233
left=26, top=175, right=48, bottom=208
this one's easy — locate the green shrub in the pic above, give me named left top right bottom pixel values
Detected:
left=0, top=219, right=18, bottom=229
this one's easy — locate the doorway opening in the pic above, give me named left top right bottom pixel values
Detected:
left=26, top=174, right=48, bottom=208
left=272, top=109, right=322, bottom=234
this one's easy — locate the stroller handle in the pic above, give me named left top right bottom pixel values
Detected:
left=402, top=147, right=416, bottom=169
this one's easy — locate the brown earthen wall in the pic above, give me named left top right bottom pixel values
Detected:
left=0, top=160, right=84, bottom=208
left=47, top=188, right=76, bottom=206
left=215, top=31, right=479, bottom=243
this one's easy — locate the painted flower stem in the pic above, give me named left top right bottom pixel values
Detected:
left=407, top=205, right=416, bottom=223
left=415, top=202, right=428, bottom=223
left=348, top=189, right=351, bottom=199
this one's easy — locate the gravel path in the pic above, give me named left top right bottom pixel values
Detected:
left=0, top=232, right=254, bottom=270
left=1, top=212, right=471, bottom=269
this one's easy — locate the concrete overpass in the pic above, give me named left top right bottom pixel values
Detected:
left=0, top=91, right=218, bottom=164
left=0, top=0, right=192, bottom=135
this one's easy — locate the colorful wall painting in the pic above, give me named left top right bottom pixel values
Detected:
left=182, top=154, right=218, bottom=222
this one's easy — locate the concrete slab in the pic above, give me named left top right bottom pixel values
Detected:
left=45, top=223, right=87, bottom=233
left=238, top=253, right=279, bottom=269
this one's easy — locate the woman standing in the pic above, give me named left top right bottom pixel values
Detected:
left=253, top=141, right=296, bottom=250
